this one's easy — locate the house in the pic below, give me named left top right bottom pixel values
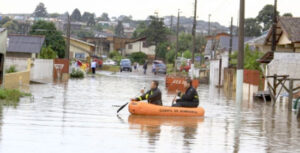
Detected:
left=6, top=34, right=45, bottom=58
left=204, top=33, right=253, bottom=59
left=258, top=17, right=300, bottom=90
left=125, top=37, right=156, bottom=58
left=65, top=37, right=95, bottom=60
left=245, top=32, right=269, bottom=53
left=0, top=28, right=7, bottom=86
left=84, top=33, right=131, bottom=56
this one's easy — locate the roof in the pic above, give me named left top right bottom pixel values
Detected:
left=265, top=17, right=300, bottom=44
left=7, top=35, right=45, bottom=53
left=65, top=36, right=95, bottom=47
left=204, top=36, right=253, bottom=55
left=279, top=17, right=300, bottom=42
left=245, top=31, right=268, bottom=46
left=127, top=37, right=147, bottom=44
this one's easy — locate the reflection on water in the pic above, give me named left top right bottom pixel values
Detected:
left=0, top=71, right=299, bottom=153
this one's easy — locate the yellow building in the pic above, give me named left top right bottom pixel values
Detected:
left=65, top=37, right=95, bottom=60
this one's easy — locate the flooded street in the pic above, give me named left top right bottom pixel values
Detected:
left=0, top=71, right=300, bottom=153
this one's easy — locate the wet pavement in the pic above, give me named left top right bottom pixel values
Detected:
left=0, top=70, right=299, bottom=153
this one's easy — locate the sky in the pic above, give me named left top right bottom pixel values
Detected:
left=0, top=0, right=300, bottom=26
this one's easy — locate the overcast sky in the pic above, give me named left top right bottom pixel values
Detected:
left=0, top=0, right=299, bottom=26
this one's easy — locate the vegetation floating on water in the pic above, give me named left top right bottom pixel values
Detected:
left=0, top=89, right=31, bottom=107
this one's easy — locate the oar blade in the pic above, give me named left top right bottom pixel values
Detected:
left=117, top=102, right=129, bottom=113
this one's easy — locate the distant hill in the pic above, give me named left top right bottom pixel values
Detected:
left=163, top=16, right=230, bottom=34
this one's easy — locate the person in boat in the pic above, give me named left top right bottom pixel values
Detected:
left=132, top=80, right=162, bottom=106
left=172, top=78, right=199, bottom=108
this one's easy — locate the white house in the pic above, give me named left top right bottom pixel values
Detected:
left=125, top=37, right=156, bottom=57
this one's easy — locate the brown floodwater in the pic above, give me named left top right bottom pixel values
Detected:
left=0, top=71, right=299, bottom=153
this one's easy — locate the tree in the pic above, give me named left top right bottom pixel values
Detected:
left=49, top=13, right=60, bottom=18
left=155, top=42, right=170, bottom=60
left=30, top=21, right=65, bottom=58
left=115, top=21, right=124, bottom=37
left=70, top=8, right=81, bottom=21
left=118, top=15, right=132, bottom=23
left=230, top=45, right=263, bottom=71
left=39, top=46, right=57, bottom=59
left=256, top=5, right=280, bottom=31
left=33, top=3, right=48, bottom=17
left=166, top=50, right=176, bottom=63
left=74, top=29, right=94, bottom=38
left=92, top=23, right=103, bottom=32
left=245, top=18, right=262, bottom=37
left=132, top=21, right=147, bottom=38
left=144, top=16, right=169, bottom=59
left=282, top=13, right=293, bottom=17
left=99, top=13, right=110, bottom=21
left=82, top=12, right=95, bottom=26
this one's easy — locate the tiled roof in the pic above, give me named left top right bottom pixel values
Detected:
left=7, top=35, right=45, bottom=53
left=279, top=17, right=300, bottom=42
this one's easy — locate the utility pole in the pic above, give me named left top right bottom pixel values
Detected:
left=208, top=14, right=211, bottom=36
left=271, top=0, right=278, bottom=52
left=229, top=17, right=233, bottom=67
left=191, top=0, right=197, bottom=78
left=236, top=0, right=245, bottom=103
left=170, top=15, right=173, bottom=30
left=175, top=9, right=180, bottom=71
left=65, top=13, right=71, bottom=59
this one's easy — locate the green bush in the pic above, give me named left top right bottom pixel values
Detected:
left=40, top=46, right=57, bottom=59
left=6, top=65, right=17, bottom=73
left=183, top=50, right=192, bottom=59
left=70, top=69, right=85, bottom=78
left=129, top=52, right=147, bottom=64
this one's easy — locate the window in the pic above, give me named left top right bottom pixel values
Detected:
left=128, top=44, right=133, bottom=49
left=75, top=53, right=85, bottom=59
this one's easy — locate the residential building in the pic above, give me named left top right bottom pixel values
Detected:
left=84, top=32, right=131, bottom=56
left=125, top=37, right=156, bottom=57
left=258, top=17, right=300, bottom=90
left=0, top=28, right=7, bottom=86
left=204, top=33, right=253, bottom=59
left=6, top=34, right=45, bottom=58
left=65, top=37, right=95, bottom=60
left=245, top=32, right=269, bottom=53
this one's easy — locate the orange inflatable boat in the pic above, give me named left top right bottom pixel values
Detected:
left=128, top=101, right=205, bottom=117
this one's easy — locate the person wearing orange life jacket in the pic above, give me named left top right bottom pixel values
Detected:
left=132, top=80, right=162, bottom=106
left=172, top=78, right=199, bottom=108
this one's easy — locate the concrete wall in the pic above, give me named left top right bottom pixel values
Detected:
left=267, top=52, right=300, bottom=92
left=4, top=70, right=30, bottom=90
left=0, top=28, right=7, bottom=87
left=4, top=57, right=28, bottom=71
left=30, top=59, right=53, bottom=82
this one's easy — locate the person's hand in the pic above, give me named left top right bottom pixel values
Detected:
left=140, top=89, right=145, bottom=94
left=176, top=89, right=181, bottom=94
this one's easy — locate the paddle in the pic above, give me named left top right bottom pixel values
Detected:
left=117, top=88, right=145, bottom=114
left=117, top=102, right=129, bottom=113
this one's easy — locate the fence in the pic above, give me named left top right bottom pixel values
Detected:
left=30, top=59, right=53, bottom=82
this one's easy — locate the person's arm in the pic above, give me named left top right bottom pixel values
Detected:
left=181, top=88, right=194, bottom=101
left=135, top=90, right=150, bottom=101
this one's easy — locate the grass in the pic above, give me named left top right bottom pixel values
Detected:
left=0, top=89, right=31, bottom=107
left=5, top=65, right=17, bottom=73
left=101, top=65, right=120, bottom=72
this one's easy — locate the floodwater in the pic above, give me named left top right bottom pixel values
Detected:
left=0, top=71, right=300, bottom=153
